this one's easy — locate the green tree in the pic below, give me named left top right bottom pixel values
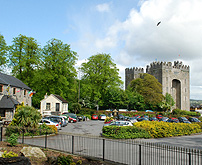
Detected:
left=72, top=103, right=81, bottom=114
left=32, top=38, right=78, bottom=108
left=9, top=34, right=41, bottom=86
left=80, top=53, right=123, bottom=108
left=103, top=87, right=127, bottom=109
left=126, top=88, right=145, bottom=111
left=10, top=106, right=41, bottom=128
left=129, top=73, right=163, bottom=110
left=0, top=34, right=8, bottom=69
left=160, top=93, right=175, bottom=112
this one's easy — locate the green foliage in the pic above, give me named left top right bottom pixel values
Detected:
left=80, top=53, right=123, bottom=109
left=72, top=103, right=81, bottom=114
left=160, top=93, right=175, bottom=112
left=102, top=126, right=151, bottom=139
left=172, top=109, right=200, bottom=117
left=0, top=34, right=8, bottom=68
left=129, top=73, right=163, bottom=110
left=9, top=34, right=41, bottom=85
left=57, top=155, right=73, bottom=165
left=5, top=124, right=56, bottom=137
left=2, top=151, right=18, bottom=158
left=10, top=105, right=41, bottom=128
left=126, top=88, right=145, bottom=111
left=103, top=86, right=128, bottom=109
left=6, top=133, right=19, bottom=146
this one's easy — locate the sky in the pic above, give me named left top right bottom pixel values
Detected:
left=1, top=0, right=202, bottom=100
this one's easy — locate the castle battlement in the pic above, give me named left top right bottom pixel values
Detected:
left=147, top=61, right=189, bottom=71
left=125, top=67, right=144, bottom=73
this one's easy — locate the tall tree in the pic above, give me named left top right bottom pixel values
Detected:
left=0, top=34, right=8, bottom=69
left=32, top=38, right=78, bottom=108
left=9, top=34, right=41, bottom=85
left=80, top=53, right=123, bottom=108
left=129, top=73, right=163, bottom=110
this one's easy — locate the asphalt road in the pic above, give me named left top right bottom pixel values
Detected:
left=60, top=119, right=105, bottom=136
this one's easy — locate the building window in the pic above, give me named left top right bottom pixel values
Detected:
left=56, top=103, right=60, bottom=111
left=0, top=85, right=3, bottom=93
left=24, top=90, right=27, bottom=96
left=0, top=109, right=5, bottom=117
left=46, top=103, right=51, bottom=110
left=13, top=88, right=16, bottom=95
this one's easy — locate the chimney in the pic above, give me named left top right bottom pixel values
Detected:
left=44, top=93, right=48, bottom=99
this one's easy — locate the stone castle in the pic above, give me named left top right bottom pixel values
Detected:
left=125, top=61, right=190, bottom=111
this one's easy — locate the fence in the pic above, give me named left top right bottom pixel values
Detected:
left=2, top=127, right=202, bottom=165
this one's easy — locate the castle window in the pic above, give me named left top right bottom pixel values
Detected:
left=185, top=79, right=187, bottom=84
left=0, top=85, right=3, bottom=93
left=13, top=88, right=16, bottom=95
left=166, top=87, right=168, bottom=93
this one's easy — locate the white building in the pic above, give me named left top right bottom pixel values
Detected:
left=40, top=94, right=68, bottom=116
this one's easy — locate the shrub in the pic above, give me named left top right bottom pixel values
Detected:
left=2, top=151, right=18, bottom=158
left=57, top=155, right=73, bottom=165
left=104, top=117, right=113, bottom=122
left=134, top=121, right=202, bottom=138
left=102, top=126, right=151, bottom=139
left=6, top=133, right=19, bottom=146
left=172, top=109, right=200, bottom=117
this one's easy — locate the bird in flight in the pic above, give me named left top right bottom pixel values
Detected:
left=157, top=21, right=161, bottom=26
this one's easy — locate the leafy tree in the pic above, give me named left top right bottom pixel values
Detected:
left=10, top=105, right=41, bottom=128
left=129, top=73, right=163, bottom=110
left=80, top=53, right=123, bottom=108
left=72, top=103, right=81, bottom=114
left=0, top=34, right=8, bottom=69
left=160, top=93, right=175, bottom=112
left=126, top=88, right=145, bottom=111
left=103, top=87, right=127, bottom=109
left=32, top=38, right=78, bottom=108
left=9, top=34, right=41, bottom=86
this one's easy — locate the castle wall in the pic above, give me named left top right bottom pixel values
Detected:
left=125, top=61, right=190, bottom=111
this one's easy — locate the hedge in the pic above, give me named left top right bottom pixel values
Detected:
left=102, top=126, right=151, bottom=139
left=134, top=121, right=202, bottom=138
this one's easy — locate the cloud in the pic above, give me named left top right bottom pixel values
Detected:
left=95, top=0, right=202, bottom=99
left=96, top=3, right=110, bottom=12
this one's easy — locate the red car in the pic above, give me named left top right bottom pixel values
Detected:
left=156, top=115, right=163, bottom=119
left=91, top=114, right=98, bottom=120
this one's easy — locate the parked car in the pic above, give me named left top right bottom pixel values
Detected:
left=91, top=114, right=98, bottom=120
left=159, top=117, right=169, bottom=122
left=137, top=117, right=149, bottom=122
left=39, top=119, right=61, bottom=130
left=188, top=117, right=201, bottom=123
left=44, top=115, right=67, bottom=127
left=145, top=110, right=153, bottom=112
left=156, top=115, right=163, bottom=120
left=104, top=120, right=114, bottom=126
left=98, top=114, right=106, bottom=120
left=77, top=115, right=86, bottom=121
left=167, top=118, right=179, bottom=123
left=149, top=117, right=158, bottom=121
left=63, top=113, right=77, bottom=123
left=178, top=117, right=191, bottom=123
left=129, top=117, right=138, bottom=123
left=109, top=121, right=133, bottom=126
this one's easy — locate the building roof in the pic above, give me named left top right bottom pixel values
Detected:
left=0, top=95, right=20, bottom=109
left=0, top=72, right=31, bottom=90
left=53, top=94, right=68, bottom=103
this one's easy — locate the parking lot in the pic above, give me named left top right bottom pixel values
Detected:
left=60, top=119, right=202, bottom=150
left=60, top=119, right=104, bottom=136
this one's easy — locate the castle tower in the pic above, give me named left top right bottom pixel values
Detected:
left=126, top=61, right=190, bottom=111
left=125, top=67, right=144, bottom=89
